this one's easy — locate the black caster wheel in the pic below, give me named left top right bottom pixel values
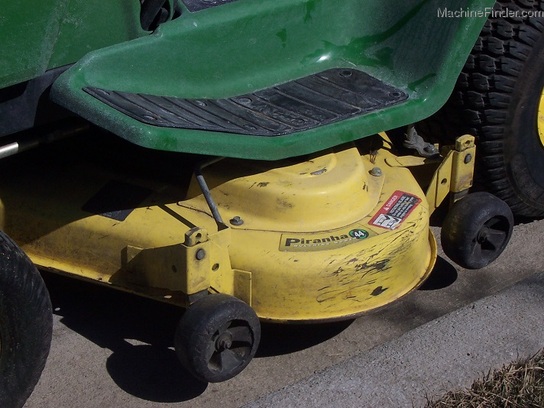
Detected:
left=174, top=294, right=260, bottom=383
left=441, top=192, right=514, bottom=269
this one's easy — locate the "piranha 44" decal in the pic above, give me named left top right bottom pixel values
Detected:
left=280, top=227, right=372, bottom=252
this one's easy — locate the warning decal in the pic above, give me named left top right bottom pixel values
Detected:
left=370, top=191, right=421, bottom=230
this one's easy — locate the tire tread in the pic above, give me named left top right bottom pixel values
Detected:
left=421, top=0, right=544, bottom=217
left=0, top=232, right=52, bottom=408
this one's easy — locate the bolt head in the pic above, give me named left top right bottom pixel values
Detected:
left=370, top=167, right=382, bottom=177
left=230, top=216, right=244, bottom=226
left=195, top=248, right=206, bottom=260
left=216, top=332, right=233, bottom=351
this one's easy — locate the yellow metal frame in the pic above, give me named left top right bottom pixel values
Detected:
left=0, top=133, right=475, bottom=322
left=427, top=135, right=476, bottom=208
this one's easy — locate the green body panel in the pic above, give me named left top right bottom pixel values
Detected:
left=52, top=0, right=495, bottom=159
left=0, top=0, right=144, bottom=88
left=0, top=0, right=495, bottom=159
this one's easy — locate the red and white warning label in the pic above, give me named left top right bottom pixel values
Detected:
left=370, top=191, right=421, bottom=230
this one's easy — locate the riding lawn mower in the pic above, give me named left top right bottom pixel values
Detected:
left=1, top=0, right=543, bottom=406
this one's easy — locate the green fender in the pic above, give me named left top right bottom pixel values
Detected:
left=51, top=0, right=495, bottom=160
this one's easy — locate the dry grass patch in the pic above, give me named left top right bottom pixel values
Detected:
left=425, top=350, right=544, bottom=408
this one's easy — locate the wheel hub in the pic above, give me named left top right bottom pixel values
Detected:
left=215, top=332, right=233, bottom=351
left=477, top=228, right=489, bottom=244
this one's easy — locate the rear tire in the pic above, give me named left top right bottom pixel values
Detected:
left=0, top=231, right=52, bottom=408
left=420, top=1, right=544, bottom=217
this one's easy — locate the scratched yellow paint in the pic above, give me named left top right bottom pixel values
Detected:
left=184, top=145, right=436, bottom=321
left=1, top=137, right=481, bottom=322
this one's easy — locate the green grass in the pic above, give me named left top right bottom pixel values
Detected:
left=425, top=350, right=544, bottom=408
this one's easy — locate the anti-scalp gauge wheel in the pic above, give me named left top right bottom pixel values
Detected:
left=175, top=294, right=260, bottom=383
left=441, top=192, right=514, bottom=269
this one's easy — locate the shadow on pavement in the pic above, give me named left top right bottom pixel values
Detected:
left=258, top=320, right=353, bottom=358
left=42, top=272, right=207, bottom=402
left=105, top=344, right=207, bottom=402
left=419, top=256, right=458, bottom=291
left=40, top=271, right=355, bottom=402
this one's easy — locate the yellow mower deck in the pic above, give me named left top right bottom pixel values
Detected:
left=0, top=132, right=474, bottom=322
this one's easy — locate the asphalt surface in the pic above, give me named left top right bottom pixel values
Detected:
left=25, top=219, right=544, bottom=408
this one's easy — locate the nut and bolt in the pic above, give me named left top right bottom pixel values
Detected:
left=230, top=216, right=244, bottom=226
left=369, top=167, right=383, bottom=177
left=216, top=332, right=233, bottom=351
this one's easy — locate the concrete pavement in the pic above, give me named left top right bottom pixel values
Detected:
left=246, top=272, right=544, bottom=407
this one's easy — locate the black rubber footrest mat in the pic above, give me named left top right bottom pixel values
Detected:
left=85, top=69, right=408, bottom=137
left=182, top=0, right=239, bottom=12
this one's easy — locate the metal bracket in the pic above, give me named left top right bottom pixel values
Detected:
left=426, top=135, right=476, bottom=212
left=403, top=124, right=439, bottom=158
left=184, top=227, right=209, bottom=246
